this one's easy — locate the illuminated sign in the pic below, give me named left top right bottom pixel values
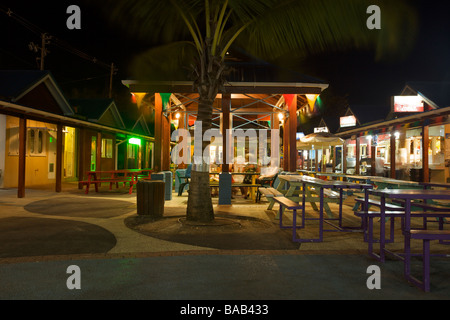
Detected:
left=296, top=132, right=305, bottom=140
left=128, top=138, right=141, bottom=146
left=314, top=127, right=329, bottom=133
left=340, top=115, right=356, bottom=128
left=393, top=96, right=424, bottom=112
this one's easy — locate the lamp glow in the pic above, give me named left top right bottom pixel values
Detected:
left=128, top=138, right=141, bottom=146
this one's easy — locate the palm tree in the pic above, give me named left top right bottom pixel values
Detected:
left=102, top=0, right=417, bottom=222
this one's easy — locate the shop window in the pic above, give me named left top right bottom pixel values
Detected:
left=64, top=127, right=76, bottom=178
left=101, top=138, right=113, bottom=158
left=127, top=143, right=136, bottom=159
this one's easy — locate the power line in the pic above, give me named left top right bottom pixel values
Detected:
left=1, top=5, right=119, bottom=97
left=0, top=5, right=115, bottom=71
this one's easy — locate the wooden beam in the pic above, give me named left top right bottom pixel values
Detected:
left=126, top=83, right=325, bottom=95
left=55, top=123, right=63, bottom=193
left=18, top=116, right=26, bottom=198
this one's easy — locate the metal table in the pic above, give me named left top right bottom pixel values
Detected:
left=366, top=188, right=450, bottom=289
left=278, top=175, right=372, bottom=242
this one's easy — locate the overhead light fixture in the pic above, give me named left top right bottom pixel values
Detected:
left=128, top=138, right=141, bottom=146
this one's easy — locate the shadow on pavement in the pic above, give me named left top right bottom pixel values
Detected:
left=0, top=217, right=117, bottom=258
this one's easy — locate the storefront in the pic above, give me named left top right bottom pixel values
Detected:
left=336, top=87, right=450, bottom=183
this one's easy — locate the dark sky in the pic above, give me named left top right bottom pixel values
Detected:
left=1, top=0, right=449, bottom=109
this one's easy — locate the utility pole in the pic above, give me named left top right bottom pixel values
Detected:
left=40, top=33, right=51, bottom=70
left=29, top=33, right=51, bottom=70
left=108, top=62, right=118, bottom=98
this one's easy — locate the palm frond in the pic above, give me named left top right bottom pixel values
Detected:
left=231, top=0, right=417, bottom=61
left=128, top=41, right=198, bottom=81
left=102, top=0, right=418, bottom=67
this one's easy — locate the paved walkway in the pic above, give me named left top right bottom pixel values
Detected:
left=0, top=185, right=449, bottom=300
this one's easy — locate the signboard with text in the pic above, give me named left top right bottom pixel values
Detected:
left=340, top=115, right=356, bottom=128
left=393, top=96, right=424, bottom=113
left=314, top=127, right=329, bottom=133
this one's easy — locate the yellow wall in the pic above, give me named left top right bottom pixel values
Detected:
left=4, top=116, right=57, bottom=188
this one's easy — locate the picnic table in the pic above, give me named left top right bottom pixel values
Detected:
left=276, top=175, right=372, bottom=242
left=345, top=175, right=378, bottom=184
left=365, top=188, right=450, bottom=291
left=315, top=172, right=347, bottom=181
left=370, top=177, right=421, bottom=189
left=80, top=169, right=152, bottom=194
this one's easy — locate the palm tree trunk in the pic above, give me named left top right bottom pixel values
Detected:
left=186, top=98, right=215, bottom=222
left=186, top=33, right=226, bottom=222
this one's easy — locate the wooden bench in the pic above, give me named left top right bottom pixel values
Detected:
left=79, top=178, right=135, bottom=194
left=353, top=198, right=405, bottom=212
left=257, top=187, right=283, bottom=207
left=273, top=196, right=303, bottom=242
left=406, top=229, right=450, bottom=292
left=354, top=209, right=450, bottom=243
left=392, top=198, right=450, bottom=212
left=354, top=210, right=409, bottom=243
left=209, top=183, right=261, bottom=188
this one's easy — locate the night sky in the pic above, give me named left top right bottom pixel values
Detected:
left=1, top=0, right=449, bottom=111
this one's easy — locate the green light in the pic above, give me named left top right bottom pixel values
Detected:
left=128, top=138, right=141, bottom=146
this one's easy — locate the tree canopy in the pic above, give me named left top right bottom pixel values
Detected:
left=100, top=0, right=418, bottom=81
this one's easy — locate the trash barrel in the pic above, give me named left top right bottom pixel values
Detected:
left=136, top=180, right=165, bottom=217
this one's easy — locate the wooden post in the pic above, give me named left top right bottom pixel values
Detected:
left=55, top=123, right=63, bottom=193
left=288, top=95, right=297, bottom=172
left=77, top=128, right=85, bottom=188
left=96, top=132, right=102, bottom=171
left=18, top=116, right=26, bottom=198
left=355, top=136, right=360, bottom=175
left=332, top=146, right=336, bottom=172
left=177, top=110, right=186, bottom=169
left=271, top=110, right=280, bottom=169
left=154, top=93, right=162, bottom=172
left=315, top=149, right=318, bottom=172
left=283, top=113, right=289, bottom=171
left=343, top=140, right=347, bottom=174
left=422, top=125, right=429, bottom=182
left=162, top=112, right=170, bottom=171
left=371, top=145, right=376, bottom=176
left=390, top=132, right=396, bottom=178
left=221, top=93, right=231, bottom=173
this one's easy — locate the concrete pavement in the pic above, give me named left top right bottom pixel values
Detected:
left=0, top=184, right=450, bottom=301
